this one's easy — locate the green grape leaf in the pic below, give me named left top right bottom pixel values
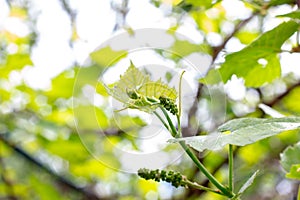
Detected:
left=242, top=54, right=281, bottom=87
left=286, top=164, right=300, bottom=180
left=202, top=21, right=299, bottom=87
left=236, top=31, right=260, bottom=45
left=277, top=10, right=300, bottom=19
left=280, top=142, right=300, bottom=172
left=138, top=80, right=177, bottom=100
left=104, top=62, right=177, bottom=113
left=105, top=61, right=150, bottom=104
left=169, top=117, right=300, bottom=152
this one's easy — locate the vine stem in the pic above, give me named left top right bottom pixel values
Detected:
left=179, top=141, right=233, bottom=197
left=229, top=144, right=234, bottom=192
left=153, top=111, right=170, bottom=132
left=160, top=107, right=178, bottom=137
left=178, top=70, right=185, bottom=117
left=158, top=107, right=234, bottom=198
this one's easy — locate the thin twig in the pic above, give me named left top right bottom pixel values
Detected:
left=59, top=0, right=76, bottom=22
left=212, top=12, right=259, bottom=61
left=112, top=0, right=129, bottom=31
left=264, top=81, right=300, bottom=107
left=182, top=83, right=203, bottom=137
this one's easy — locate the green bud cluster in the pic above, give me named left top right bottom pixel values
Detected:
left=138, top=168, right=186, bottom=188
left=159, top=96, right=178, bottom=115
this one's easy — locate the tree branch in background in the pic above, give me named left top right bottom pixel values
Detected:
left=185, top=10, right=259, bottom=137
left=59, top=0, right=76, bottom=22
left=212, top=12, right=259, bottom=61
left=182, top=83, right=203, bottom=137
left=59, top=0, right=78, bottom=53
left=0, top=133, right=104, bottom=200
left=111, top=0, right=129, bottom=31
left=264, top=81, right=300, bottom=107
left=0, top=142, right=18, bottom=200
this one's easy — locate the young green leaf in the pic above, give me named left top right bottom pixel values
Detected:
left=169, top=117, right=300, bottom=152
left=105, top=61, right=150, bottom=103
left=280, top=142, right=300, bottom=172
left=104, top=62, right=177, bottom=113
left=138, top=80, right=177, bottom=101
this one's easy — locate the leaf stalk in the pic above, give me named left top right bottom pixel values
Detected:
left=229, top=144, right=234, bottom=192
left=158, top=107, right=234, bottom=198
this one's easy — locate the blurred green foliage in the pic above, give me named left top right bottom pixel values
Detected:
left=0, top=0, right=300, bottom=200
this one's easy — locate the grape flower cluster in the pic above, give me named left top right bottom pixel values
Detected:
left=138, top=168, right=186, bottom=188
left=159, top=96, right=178, bottom=115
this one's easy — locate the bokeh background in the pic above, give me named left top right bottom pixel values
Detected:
left=0, top=0, right=300, bottom=199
